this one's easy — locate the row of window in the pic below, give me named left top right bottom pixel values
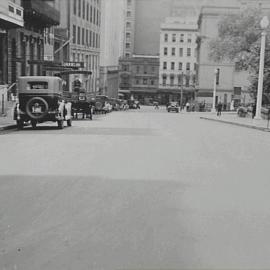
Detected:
left=161, top=75, right=196, bottom=87
left=135, top=78, right=156, bottom=85
left=163, top=62, right=196, bottom=71
left=122, top=64, right=157, bottom=74
left=73, top=0, right=100, bottom=26
left=163, top=33, right=194, bottom=43
left=72, top=52, right=99, bottom=71
left=163, top=47, right=196, bottom=57
left=73, top=25, right=100, bottom=48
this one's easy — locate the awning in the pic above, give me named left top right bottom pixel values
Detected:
left=119, top=90, right=131, bottom=93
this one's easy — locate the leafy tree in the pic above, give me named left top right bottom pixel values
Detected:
left=208, top=8, right=270, bottom=99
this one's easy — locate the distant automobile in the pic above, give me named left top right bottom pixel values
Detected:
left=167, top=102, right=180, bottom=113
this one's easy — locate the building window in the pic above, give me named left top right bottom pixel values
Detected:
left=143, top=78, right=147, bottom=85
left=194, top=63, right=197, bottom=71
left=73, top=0, right=77, bottom=15
left=185, top=75, right=190, bottom=87
left=171, top=62, right=175, bottom=70
left=78, top=0, right=81, bottom=16
left=127, top=11, right=131, bottom=17
left=179, top=62, right=182, bottom=70
left=179, top=48, right=183, bottom=57
left=164, top=33, right=168, bottom=42
left=164, top=47, right=167, bottom=56
left=172, top=34, right=176, bottom=42
left=126, top=32, right=131, bottom=39
left=126, top=22, right=131, bottom=28
left=89, top=30, right=92, bottom=46
left=187, top=34, right=192, bottom=43
left=152, top=66, right=155, bottom=72
left=93, top=7, right=96, bottom=25
left=162, top=75, right=167, bottom=86
left=178, top=74, right=183, bottom=86
left=163, top=62, right=167, bottom=70
left=170, top=76, right=174, bottom=86
left=151, top=80, right=154, bottom=85
left=136, top=66, right=140, bottom=73
left=144, top=65, right=147, bottom=74
left=86, top=29, right=88, bottom=45
left=82, top=28, right=85, bottom=45
left=125, top=53, right=130, bottom=57
left=73, top=25, right=76, bottom=44
left=186, top=62, right=190, bottom=71
left=77, top=26, right=81, bottom=44
left=180, top=34, right=184, bottom=42
left=87, top=3, right=89, bottom=20
left=83, top=0, right=85, bottom=19
left=172, top=47, right=175, bottom=56
left=90, top=5, right=92, bottom=22
left=93, top=32, right=95, bottom=47
left=126, top=43, right=130, bottom=49
left=127, top=0, right=132, bottom=5
left=136, top=79, right=139, bottom=84
left=187, top=48, right=191, bottom=57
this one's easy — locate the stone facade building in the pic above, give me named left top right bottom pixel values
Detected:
left=119, top=55, right=159, bottom=104
left=159, top=17, right=198, bottom=105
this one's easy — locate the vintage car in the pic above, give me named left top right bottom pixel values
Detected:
left=14, top=76, right=72, bottom=129
left=167, top=101, right=180, bottom=113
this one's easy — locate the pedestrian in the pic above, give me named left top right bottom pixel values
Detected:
left=217, top=101, right=222, bottom=116
left=186, top=102, right=190, bottom=112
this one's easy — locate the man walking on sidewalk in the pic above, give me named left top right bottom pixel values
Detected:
left=217, top=102, right=222, bottom=116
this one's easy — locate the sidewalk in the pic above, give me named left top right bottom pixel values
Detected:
left=0, top=102, right=17, bottom=131
left=200, top=112, right=270, bottom=132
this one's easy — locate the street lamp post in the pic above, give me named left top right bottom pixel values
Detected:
left=211, top=68, right=218, bottom=113
left=255, top=16, right=269, bottom=120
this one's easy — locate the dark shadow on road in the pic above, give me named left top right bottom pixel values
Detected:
left=0, top=175, right=198, bottom=270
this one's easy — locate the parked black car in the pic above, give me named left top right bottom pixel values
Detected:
left=14, top=76, right=72, bottom=129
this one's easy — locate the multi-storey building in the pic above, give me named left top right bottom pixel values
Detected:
left=0, top=0, right=24, bottom=85
left=6, top=0, right=60, bottom=89
left=53, top=0, right=101, bottom=93
left=119, top=55, right=159, bottom=104
left=124, top=0, right=136, bottom=58
left=99, top=0, right=125, bottom=98
left=159, top=17, right=198, bottom=104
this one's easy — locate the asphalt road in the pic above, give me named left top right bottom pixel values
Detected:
left=1, top=107, right=270, bottom=270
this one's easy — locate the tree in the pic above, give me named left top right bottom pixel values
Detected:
left=208, top=8, right=270, bottom=98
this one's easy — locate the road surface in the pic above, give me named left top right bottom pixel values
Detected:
left=0, top=107, right=270, bottom=269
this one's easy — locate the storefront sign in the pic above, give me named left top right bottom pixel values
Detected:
left=63, top=62, right=84, bottom=68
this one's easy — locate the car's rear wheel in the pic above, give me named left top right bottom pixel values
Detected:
left=57, top=120, right=64, bottom=129
left=17, top=120, right=24, bottom=130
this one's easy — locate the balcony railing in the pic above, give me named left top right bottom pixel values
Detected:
left=22, top=0, right=60, bottom=26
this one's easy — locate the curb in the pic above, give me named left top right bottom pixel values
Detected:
left=200, top=117, right=270, bottom=132
left=0, top=124, right=17, bottom=131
